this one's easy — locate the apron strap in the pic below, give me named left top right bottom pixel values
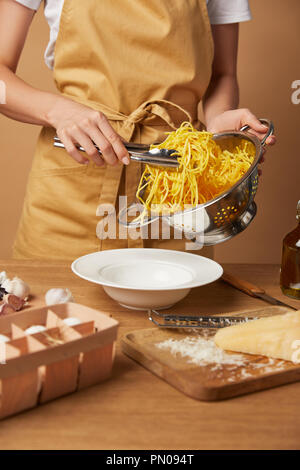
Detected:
left=61, top=95, right=192, bottom=141
left=94, top=98, right=192, bottom=140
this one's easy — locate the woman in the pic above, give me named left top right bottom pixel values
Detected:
left=0, top=0, right=276, bottom=259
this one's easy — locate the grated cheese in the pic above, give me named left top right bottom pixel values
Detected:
left=156, top=335, right=290, bottom=380
left=156, top=336, right=246, bottom=367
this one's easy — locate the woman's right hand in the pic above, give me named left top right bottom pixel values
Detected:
left=47, top=96, right=130, bottom=166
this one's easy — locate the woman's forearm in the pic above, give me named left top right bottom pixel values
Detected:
left=0, top=62, right=130, bottom=165
left=0, top=63, right=62, bottom=126
left=202, top=74, right=239, bottom=129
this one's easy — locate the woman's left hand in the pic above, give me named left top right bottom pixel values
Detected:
left=206, top=109, right=276, bottom=174
left=206, top=108, right=276, bottom=146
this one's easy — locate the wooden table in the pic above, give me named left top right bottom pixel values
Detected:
left=0, top=260, right=299, bottom=450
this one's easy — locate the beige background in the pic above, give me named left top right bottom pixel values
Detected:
left=0, top=0, right=299, bottom=262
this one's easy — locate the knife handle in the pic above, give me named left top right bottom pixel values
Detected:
left=222, top=271, right=265, bottom=297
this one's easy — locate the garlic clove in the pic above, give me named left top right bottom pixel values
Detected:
left=0, top=271, right=7, bottom=286
left=0, top=287, right=7, bottom=301
left=45, top=288, right=74, bottom=306
left=25, top=325, right=47, bottom=335
left=0, top=334, right=10, bottom=343
left=63, top=317, right=82, bottom=327
left=0, top=303, right=15, bottom=316
left=2, top=277, right=30, bottom=300
left=3, top=294, right=25, bottom=312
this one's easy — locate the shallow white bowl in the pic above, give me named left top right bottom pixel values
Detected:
left=72, top=249, right=223, bottom=310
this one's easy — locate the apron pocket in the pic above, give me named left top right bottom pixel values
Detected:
left=14, top=165, right=106, bottom=259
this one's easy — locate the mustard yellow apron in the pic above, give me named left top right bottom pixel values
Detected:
left=13, top=0, right=214, bottom=259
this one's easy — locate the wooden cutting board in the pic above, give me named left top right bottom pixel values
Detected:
left=121, top=306, right=300, bottom=401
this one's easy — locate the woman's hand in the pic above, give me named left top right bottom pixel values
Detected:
left=206, top=109, right=276, bottom=175
left=206, top=108, right=276, bottom=146
left=47, top=96, right=130, bottom=166
left=0, top=1, right=129, bottom=167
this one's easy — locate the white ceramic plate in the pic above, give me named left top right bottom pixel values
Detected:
left=72, top=249, right=223, bottom=310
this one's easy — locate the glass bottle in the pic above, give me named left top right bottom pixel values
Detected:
left=280, top=200, right=300, bottom=300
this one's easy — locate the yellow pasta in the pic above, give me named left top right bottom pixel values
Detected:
left=136, top=122, right=255, bottom=215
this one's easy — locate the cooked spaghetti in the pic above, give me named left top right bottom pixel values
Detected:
left=136, top=122, right=255, bottom=215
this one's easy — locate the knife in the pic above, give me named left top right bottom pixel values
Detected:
left=221, top=271, right=298, bottom=311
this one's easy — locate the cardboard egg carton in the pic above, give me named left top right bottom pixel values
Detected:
left=0, top=303, right=119, bottom=419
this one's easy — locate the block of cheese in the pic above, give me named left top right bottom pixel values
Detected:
left=214, top=310, right=300, bottom=362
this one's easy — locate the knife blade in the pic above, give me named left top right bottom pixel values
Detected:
left=221, top=271, right=298, bottom=311
left=250, top=291, right=298, bottom=310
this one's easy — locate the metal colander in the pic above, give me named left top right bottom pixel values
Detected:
left=118, top=119, right=274, bottom=246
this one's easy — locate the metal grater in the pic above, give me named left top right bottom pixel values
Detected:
left=148, top=309, right=258, bottom=329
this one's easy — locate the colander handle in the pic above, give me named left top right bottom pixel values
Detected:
left=240, top=118, right=274, bottom=147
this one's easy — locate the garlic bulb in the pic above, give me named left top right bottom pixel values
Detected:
left=0, top=271, right=7, bottom=285
left=45, top=288, right=74, bottom=306
left=2, top=277, right=30, bottom=300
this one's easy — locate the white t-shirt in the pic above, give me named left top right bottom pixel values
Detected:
left=15, top=0, right=252, bottom=70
